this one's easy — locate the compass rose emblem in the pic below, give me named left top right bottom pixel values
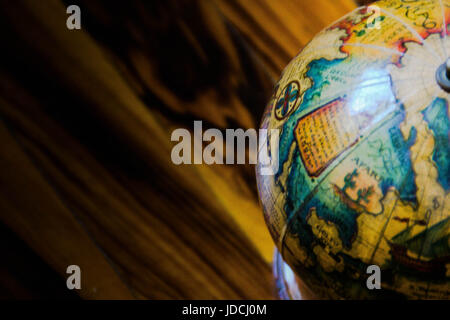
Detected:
left=274, top=81, right=301, bottom=120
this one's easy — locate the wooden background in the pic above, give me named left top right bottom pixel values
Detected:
left=0, top=0, right=361, bottom=299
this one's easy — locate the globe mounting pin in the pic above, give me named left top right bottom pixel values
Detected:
left=436, top=58, right=450, bottom=92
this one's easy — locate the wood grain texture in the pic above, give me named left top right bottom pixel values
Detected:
left=0, top=0, right=356, bottom=299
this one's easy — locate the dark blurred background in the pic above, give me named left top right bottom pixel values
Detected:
left=0, top=0, right=363, bottom=299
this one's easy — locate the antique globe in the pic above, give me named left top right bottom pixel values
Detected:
left=256, top=0, right=449, bottom=299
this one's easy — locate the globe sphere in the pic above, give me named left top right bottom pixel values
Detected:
left=256, top=0, right=450, bottom=299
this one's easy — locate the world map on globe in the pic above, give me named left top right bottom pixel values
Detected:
left=256, top=0, right=450, bottom=299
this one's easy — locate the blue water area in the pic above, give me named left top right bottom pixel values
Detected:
left=276, top=54, right=422, bottom=252
left=302, top=58, right=346, bottom=109
left=422, top=98, right=450, bottom=191
left=378, top=112, right=417, bottom=204
left=275, top=58, right=347, bottom=204
left=282, top=107, right=419, bottom=250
